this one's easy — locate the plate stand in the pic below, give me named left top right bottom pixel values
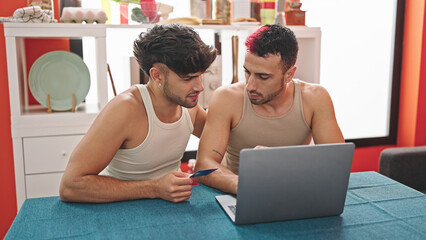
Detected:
left=46, top=93, right=76, bottom=113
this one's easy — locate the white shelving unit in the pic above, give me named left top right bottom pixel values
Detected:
left=4, top=23, right=108, bottom=210
left=4, top=23, right=320, bottom=210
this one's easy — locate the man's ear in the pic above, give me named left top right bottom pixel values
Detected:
left=284, top=66, right=297, bottom=83
left=149, top=66, right=162, bottom=85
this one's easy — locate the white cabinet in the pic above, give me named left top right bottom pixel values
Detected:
left=4, top=23, right=320, bottom=210
left=23, top=135, right=83, bottom=174
left=4, top=23, right=108, bottom=210
left=25, top=173, right=64, bottom=199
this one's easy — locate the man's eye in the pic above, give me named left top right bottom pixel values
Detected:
left=259, top=76, right=269, bottom=80
left=183, top=77, right=195, bottom=81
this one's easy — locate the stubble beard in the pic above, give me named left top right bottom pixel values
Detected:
left=163, top=78, right=198, bottom=108
left=249, top=79, right=285, bottom=105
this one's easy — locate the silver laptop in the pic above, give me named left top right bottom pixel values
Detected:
left=216, top=143, right=355, bottom=225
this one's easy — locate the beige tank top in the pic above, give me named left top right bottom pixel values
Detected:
left=225, top=79, right=312, bottom=174
left=100, top=84, right=194, bottom=180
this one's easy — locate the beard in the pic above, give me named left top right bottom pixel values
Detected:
left=163, top=78, right=199, bottom=108
left=248, top=79, right=285, bottom=105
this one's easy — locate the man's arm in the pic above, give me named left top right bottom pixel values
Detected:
left=60, top=91, right=193, bottom=203
left=306, top=85, right=345, bottom=144
left=194, top=86, right=240, bottom=194
left=191, top=104, right=207, bottom=138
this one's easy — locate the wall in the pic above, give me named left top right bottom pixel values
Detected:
left=0, top=22, right=16, bottom=239
left=415, top=1, right=426, bottom=146
left=398, top=0, right=426, bottom=147
left=0, top=2, right=24, bottom=237
left=349, top=0, right=426, bottom=174
left=0, top=0, right=67, bottom=238
left=1, top=0, right=426, bottom=237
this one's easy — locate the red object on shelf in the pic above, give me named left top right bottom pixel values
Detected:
left=120, top=2, right=128, bottom=24
left=261, top=2, right=275, bottom=9
left=140, top=0, right=157, bottom=20
left=285, top=10, right=305, bottom=25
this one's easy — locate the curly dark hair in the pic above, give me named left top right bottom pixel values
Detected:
left=245, top=24, right=298, bottom=72
left=133, top=24, right=217, bottom=78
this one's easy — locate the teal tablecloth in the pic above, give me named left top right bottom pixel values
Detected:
left=6, top=172, right=426, bottom=239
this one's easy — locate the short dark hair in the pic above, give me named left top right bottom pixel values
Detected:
left=245, top=24, right=298, bottom=71
left=133, top=24, right=217, bottom=78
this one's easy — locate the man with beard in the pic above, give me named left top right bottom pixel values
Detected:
left=194, top=25, right=344, bottom=194
left=60, top=24, right=217, bottom=203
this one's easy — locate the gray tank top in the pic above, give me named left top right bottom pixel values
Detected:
left=225, top=79, right=312, bottom=174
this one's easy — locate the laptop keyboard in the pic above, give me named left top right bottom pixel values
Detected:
left=228, top=205, right=237, bottom=215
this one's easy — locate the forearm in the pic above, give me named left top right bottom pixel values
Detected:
left=60, top=174, right=158, bottom=203
left=195, top=159, right=238, bottom=194
left=197, top=169, right=238, bottom=195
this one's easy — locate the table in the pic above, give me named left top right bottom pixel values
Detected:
left=5, top=172, right=426, bottom=239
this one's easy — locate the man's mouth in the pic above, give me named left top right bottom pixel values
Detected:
left=248, top=91, right=261, bottom=100
left=187, top=92, right=199, bottom=100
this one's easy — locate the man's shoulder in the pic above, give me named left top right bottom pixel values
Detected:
left=298, top=80, right=329, bottom=98
left=214, top=82, right=245, bottom=100
left=206, top=82, right=245, bottom=120
left=105, top=86, right=145, bottom=116
left=119, top=86, right=143, bottom=102
left=297, top=80, right=333, bottom=110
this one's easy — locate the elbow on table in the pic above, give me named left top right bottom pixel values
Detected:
left=59, top=178, right=79, bottom=202
left=59, top=183, right=72, bottom=202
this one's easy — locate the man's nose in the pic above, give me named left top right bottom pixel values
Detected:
left=246, top=75, right=256, bottom=92
left=193, top=75, right=204, bottom=92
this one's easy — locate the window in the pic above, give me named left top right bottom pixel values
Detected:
left=302, top=0, right=404, bottom=146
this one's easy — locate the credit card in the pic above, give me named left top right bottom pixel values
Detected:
left=190, top=168, right=218, bottom=178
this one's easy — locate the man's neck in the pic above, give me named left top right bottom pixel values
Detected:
left=146, top=81, right=181, bottom=123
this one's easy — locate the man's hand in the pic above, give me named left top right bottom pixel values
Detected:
left=154, top=172, right=194, bottom=203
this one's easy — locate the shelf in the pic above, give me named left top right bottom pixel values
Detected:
left=107, top=24, right=320, bottom=40
left=107, top=23, right=258, bottom=30
left=3, top=22, right=319, bottom=38
left=4, top=23, right=109, bottom=121
left=20, top=102, right=100, bottom=115
left=11, top=110, right=97, bottom=138
left=3, top=23, right=106, bottom=38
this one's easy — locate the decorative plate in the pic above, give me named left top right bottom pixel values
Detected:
left=29, top=51, right=90, bottom=111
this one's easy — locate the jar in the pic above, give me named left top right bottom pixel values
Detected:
left=250, top=0, right=261, bottom=22
left=260, top=0, right=275, bottom=25
left=216, top=0, right=232, bottom=25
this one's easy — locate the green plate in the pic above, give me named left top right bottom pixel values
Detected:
left=29, top=51, right=90, bottom=111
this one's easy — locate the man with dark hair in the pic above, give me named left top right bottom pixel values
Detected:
left=60, top=24, right=217, bottom=203
left=195, top=24, right=344, bottom=194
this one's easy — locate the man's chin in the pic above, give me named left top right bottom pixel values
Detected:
left=182, top=101, right=198, bottom=108
left=250, top=99, right=264, bottom=105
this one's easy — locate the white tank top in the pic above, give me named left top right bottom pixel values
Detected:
left=100, top=84, right=194, bottom=180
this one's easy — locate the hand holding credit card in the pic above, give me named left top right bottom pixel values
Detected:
left=190, top=168, right=218, bottom=178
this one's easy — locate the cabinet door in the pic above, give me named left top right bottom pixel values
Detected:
left=23, top=135, right=83, bottom=174
left=25, top=173, right=63, bottom=198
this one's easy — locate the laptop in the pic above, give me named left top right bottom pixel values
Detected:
left=216, top=143, right=355, bottom=225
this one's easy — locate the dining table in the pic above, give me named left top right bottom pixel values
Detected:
left=5, top=171, right=426, bottom=239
